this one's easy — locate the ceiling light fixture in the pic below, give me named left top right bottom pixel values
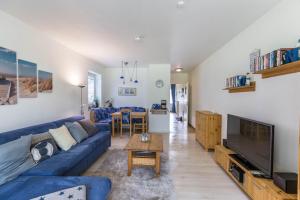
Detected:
left=134, top=35, right=144, bottom=41
left=177, top=0, right=185, bottom=8
left=175, top=68, right=183, bottom=72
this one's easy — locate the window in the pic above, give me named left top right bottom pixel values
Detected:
left=88, top=72, right=101, bottom=107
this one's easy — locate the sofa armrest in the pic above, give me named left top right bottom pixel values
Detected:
left=95, top=123, right=111, bottom=132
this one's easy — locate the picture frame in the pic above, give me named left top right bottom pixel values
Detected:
left=38, top=70, right=53, bottom=93
left=118, top=87, right=136, bottom=96
left=0, top=47, right=18, bottom=105
left=18, top=59, right=37, bottom=98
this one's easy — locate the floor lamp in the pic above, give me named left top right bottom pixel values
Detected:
left=78, top=85, right=86, bottom=116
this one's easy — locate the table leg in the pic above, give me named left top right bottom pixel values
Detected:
left=130, top=116, right=132, bottom=136
left=155, top=152, right=160, bottom=176
left=112, top=116, right=115, bottom=137
left=142, top=117, right=145, bottom=133
left=128, top=150, right=132, bottom=176
left=120, top=119, right=123, bottom=138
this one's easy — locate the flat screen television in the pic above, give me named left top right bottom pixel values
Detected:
left=227, top=114, right=274, bottom=178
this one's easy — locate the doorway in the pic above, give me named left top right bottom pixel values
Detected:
left=170, top=83, right=189, bottom=132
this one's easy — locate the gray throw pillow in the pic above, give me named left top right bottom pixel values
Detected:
left=0, top=135, right=36, bottom=185
left=78, top=119, right=99, bottom=136
left=65, top=122, right=89, bottom=143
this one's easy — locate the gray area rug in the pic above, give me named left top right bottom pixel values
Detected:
left=86, top=149, right=175, bottom=200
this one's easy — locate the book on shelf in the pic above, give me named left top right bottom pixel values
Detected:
left=284, top=48, right=300, bottom=64
left=250, top=49, right=260, bottom=73
left=226, top=75, right=247, bottom=88
left=251, top=48, right=300, bottom=73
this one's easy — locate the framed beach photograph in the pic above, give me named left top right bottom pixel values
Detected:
left=0, top=47, right=17, bottom=105
left=118, top=87, right=136, bottom=96
left=18, top=59, right=37, bottom=98
left=38, top=70, right=53, bottom=93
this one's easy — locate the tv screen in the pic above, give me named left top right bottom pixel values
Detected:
left=227, top=114, right=274, bottom=178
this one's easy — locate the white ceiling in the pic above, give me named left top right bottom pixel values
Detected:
left=0, top=0, right=281, bottom=71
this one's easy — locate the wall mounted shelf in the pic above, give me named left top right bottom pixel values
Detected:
left=254, top=60, right=300, bottom=78
left=150, top=109, right=168, bottom=115
left=223, top=82, right=256, bottom=93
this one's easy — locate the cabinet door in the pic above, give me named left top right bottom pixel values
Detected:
left=214, top=147, right=221, bottom=164
left=244, top=174, right=254, bottom=199
left=208, top=116, right=216, bottom=149
left=252, top=181, right=268, bottom=200
left=195, top=112, right=201, bottom=142
left=199, top=114, right=208, bottom=147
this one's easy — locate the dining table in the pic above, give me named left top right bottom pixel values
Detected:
left=111, top=111, right=147, bottom=137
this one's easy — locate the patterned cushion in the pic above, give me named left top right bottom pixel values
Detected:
left=31, top=185, right=86, bottom=200
left=31, top=139, right=58, bottom=163
left=121, top=112, right=130, bottom=124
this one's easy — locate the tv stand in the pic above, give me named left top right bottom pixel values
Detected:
left=229, top=154, right=272, bottom=179
left=215, top=145, right=297, bottom=200
left=229, top=154, right=258, bottom=171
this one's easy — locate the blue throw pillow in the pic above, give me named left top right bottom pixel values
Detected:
left=65, top=122, right=89, bottom=143
left=0, top=135, right=36, bottom=185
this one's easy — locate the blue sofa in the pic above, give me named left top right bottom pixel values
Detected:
left=90, top=107, right=146, bottom=125
left=0, top=116, right=112, bottom=200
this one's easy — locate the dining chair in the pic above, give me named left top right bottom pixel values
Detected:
left=133, top=109, right=148, bottom=133
left=120, top=108, right=132, bottom=137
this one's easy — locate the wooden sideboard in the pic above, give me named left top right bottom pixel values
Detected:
left=215, top=145, right=297, bottom=200
left=195, top=111, right=221, bottom=151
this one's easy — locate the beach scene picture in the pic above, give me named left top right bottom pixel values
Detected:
left=18, top=59, right=37, bottom=98
left=0, top=47, right=17, bottom=105
left=38, top=70, right=53, bottom=93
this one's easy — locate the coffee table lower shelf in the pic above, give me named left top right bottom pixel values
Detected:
left=128, top=151, right=161, bottom=176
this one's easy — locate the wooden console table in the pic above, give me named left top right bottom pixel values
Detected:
left=125, top=134, right=163, bottom=176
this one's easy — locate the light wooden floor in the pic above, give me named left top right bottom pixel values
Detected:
left=86, top=114, right=249, bottom=200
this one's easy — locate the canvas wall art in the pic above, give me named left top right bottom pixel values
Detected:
left=0, top=47, right=17, bottom=105
left=118, top=87, right=136, bottom=96
left=18, top=59, right=37, bottom=98
left=38, top=70, right=53, bottom=93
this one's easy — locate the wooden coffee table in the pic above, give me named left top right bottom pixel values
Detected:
left=125, top=134, right=163, bottom=176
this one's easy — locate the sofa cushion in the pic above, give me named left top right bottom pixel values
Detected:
left=49, top=126, right=77, bottom=151
left=52, top=116, right=84, bottom=128
left=0, top=135, right=36, bottom=185
left=99, top=118, right=112, bottom=124
left=78, top=120, right=98, bottom=136
left=22, top=144, right=93, bottom=176
left=31, top=139, right=58, bottom=163
left=0, top=176, right=111, bottom=200
left=65, top=122, right=88, bottom=143
left=32, top=132, right=53, bottom=145
left=81, top=131, right=111, bottom=149
left=0, top=122, right=57, bottom=145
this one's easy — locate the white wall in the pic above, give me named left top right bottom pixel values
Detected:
left=0, top=11, right=105, bottom=132
left=103, top=67, right=148, bottom=107
left=147, top=64, right=171, bottom=133
left=189, top=0, right=300, bottom=172
left=103, top=64, right=171, bottom=133
left=171, top=72, right=189, bottom=84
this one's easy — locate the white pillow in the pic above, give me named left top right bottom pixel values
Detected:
left=49, top=125, right=76, bottom=151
